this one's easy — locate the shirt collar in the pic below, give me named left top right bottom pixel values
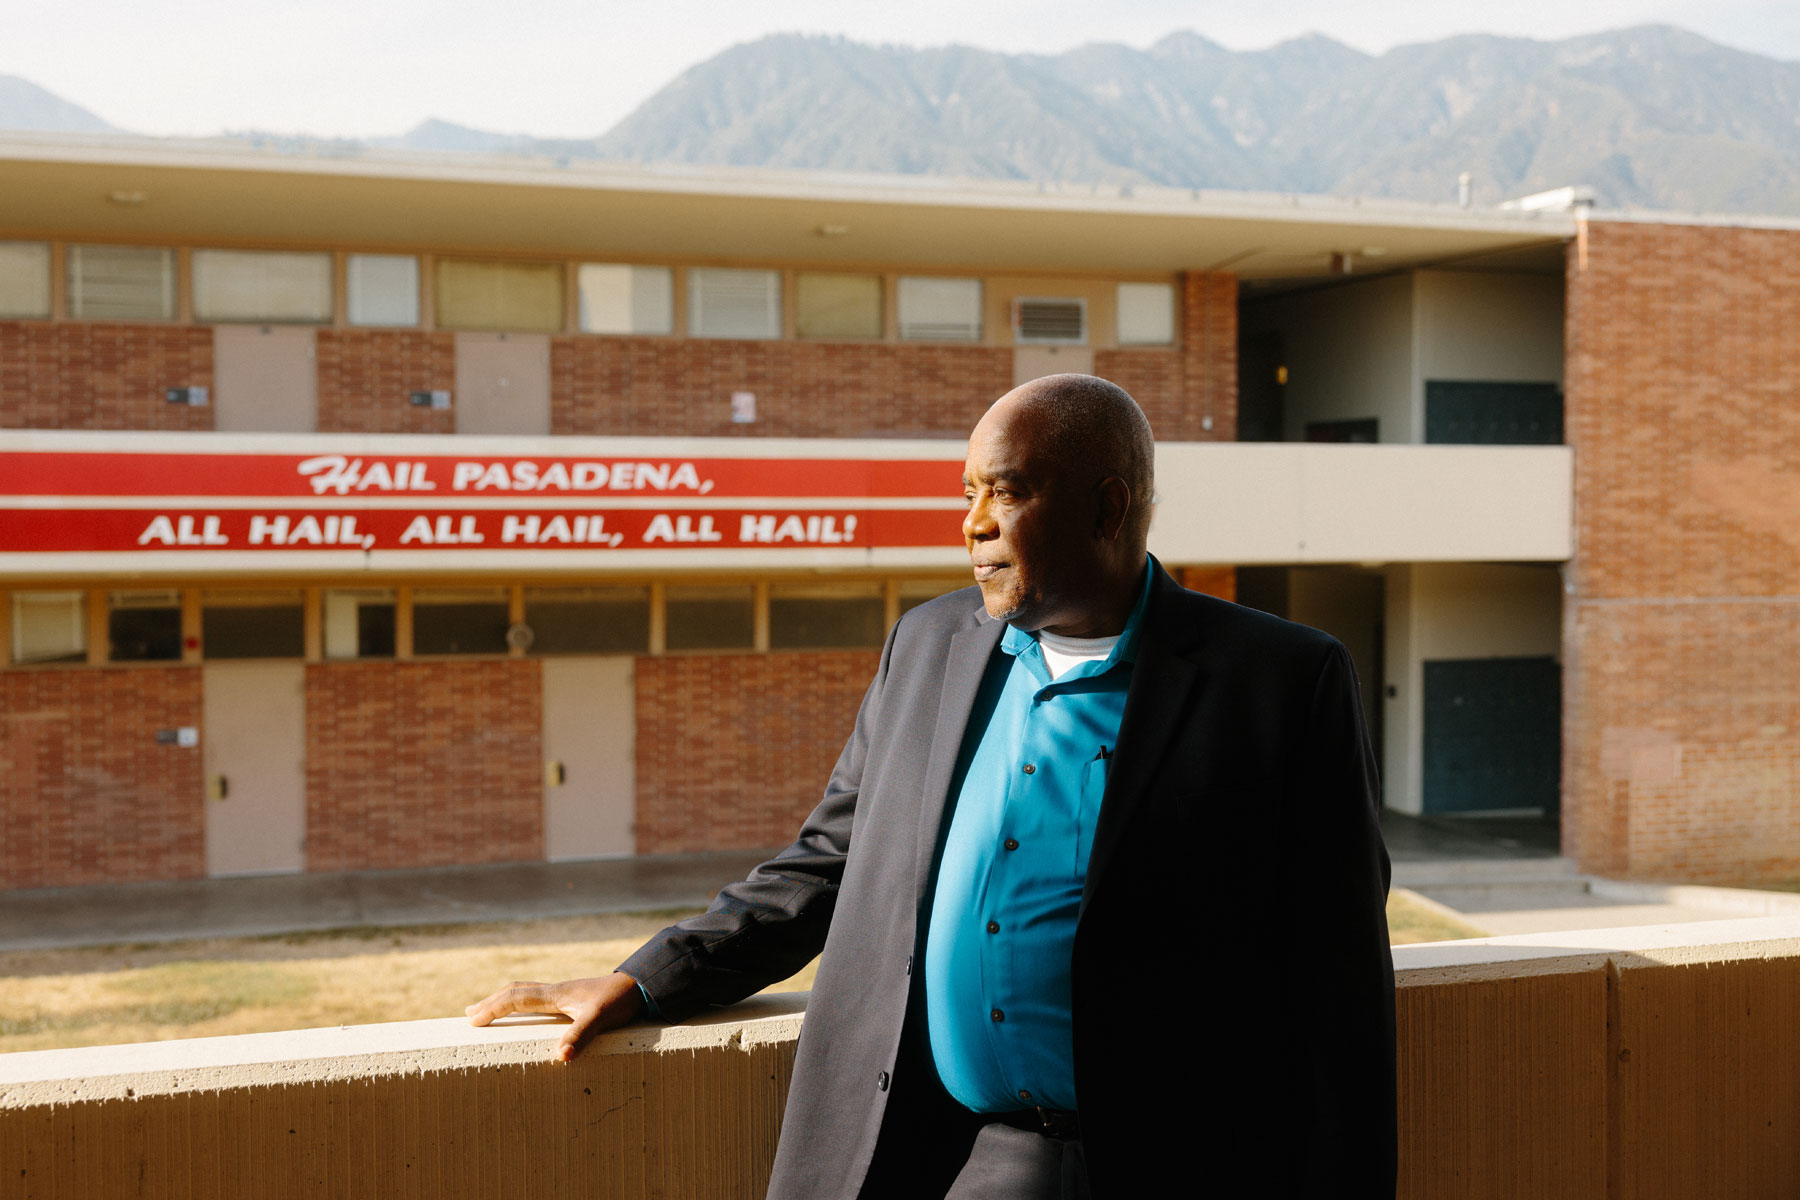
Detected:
left=1000, top=555, right=1155, bottom=674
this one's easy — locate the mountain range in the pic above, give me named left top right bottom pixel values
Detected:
left=6, top=24, right=1800, bottom=214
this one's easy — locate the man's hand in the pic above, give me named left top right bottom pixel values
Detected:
left=465, top=973, right=647, bottom=1062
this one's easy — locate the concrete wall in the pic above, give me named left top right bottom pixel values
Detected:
left=1148, top=443, right=1573, bottom=565
left=1414, top=269, right=1565, bottom=395
left=5, top=920, right=1797, bottom=1200
left=1241, top=272, right=1417, bottom=443
left=1564, top=220, right=1800, bottom=880
left=1286, top=566, right=1384, bottom=734
left=1381, top=563, right=1564, bottom=815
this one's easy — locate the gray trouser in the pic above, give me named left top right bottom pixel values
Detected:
left=943, top=1122, right=1090, bottom=1200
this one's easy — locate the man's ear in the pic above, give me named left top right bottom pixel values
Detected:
left=1095, top=476, right=1131, bottom=541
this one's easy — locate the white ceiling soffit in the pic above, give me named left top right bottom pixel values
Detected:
left=0, top=133, right=1576, bottom=278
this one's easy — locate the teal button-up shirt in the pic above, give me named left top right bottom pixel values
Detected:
left=923, top=562, right=1152, bottom=1112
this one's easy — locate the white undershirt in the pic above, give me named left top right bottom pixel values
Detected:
left=1035, top=628, right=1120, bottom=681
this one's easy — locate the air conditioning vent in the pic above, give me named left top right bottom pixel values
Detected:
left=1014, top=297, right=1086, bottom=344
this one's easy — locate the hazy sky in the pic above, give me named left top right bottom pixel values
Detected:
left=5, top=0, right=1798, bottom=139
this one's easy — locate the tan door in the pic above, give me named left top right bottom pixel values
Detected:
left=1014, top=345, right=1094, bottom=387
left=542, top=657, right=635, bottom=860
left=203, top=662, right=306, bottom=876
left=214, top=325, right=317, bottom=431
left=456, top=332, right=551, bottom=435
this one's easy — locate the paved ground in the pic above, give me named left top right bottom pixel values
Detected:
left=0, top=851, right=768, bottom=952
left=5, top=811, right=1790, bottom=950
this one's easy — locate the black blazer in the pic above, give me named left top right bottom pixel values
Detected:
left=621, top=562, right=1397, bottom=1198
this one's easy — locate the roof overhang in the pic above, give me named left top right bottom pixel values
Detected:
left=0, top=133, right=1574, bottom=279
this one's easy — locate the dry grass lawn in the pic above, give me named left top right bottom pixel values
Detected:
left=0, top=893, right=1478, bottom=1056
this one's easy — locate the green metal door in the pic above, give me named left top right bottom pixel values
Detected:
left=1422, top=656, right=1561, bottom=814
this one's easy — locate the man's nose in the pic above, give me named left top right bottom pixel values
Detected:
left=963, top=497, right=996, bottom=541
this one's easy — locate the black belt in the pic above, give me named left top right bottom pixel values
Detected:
left=989, top=1106, right=1081, bottom=1141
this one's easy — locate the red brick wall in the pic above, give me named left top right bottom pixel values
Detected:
left=1180, top=271, right=1239, bottom=441
left=634, top=651, right=879, bottom=853
left=0, top=667, right=205, bottom=889
left=1092, top=348, right=1185, bottom=438
left=0, top=322, right=213, bottom=430
left=315, top=330, right=455, bottom=433
left=1563, top=220, right=1800, bottom=880
left=304, top=661, right=542, bottom=872
left=552, top=339, right=1014, bottom=438
left=1177, top=566, right=1237, bottom=601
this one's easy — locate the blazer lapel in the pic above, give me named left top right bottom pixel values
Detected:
left=1081, top=572, right=1203, bottom=915
left=913, top=609, right=1003, bottom=900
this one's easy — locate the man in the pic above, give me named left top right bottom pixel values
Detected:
left=469, top=375, right=1396, bottom=1198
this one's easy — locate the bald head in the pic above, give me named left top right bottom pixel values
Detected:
left=988, top=374, right=1156, bottom=547
left=961, top=374, right=1155, bottom=635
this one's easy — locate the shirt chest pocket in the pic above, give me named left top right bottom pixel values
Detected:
left=1074, top=752, right=1109, bottom=876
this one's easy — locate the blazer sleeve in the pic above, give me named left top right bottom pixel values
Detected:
left=1280, top=640, right=1398, bottom=1195
left=614, top=621, right=897, bottom=1024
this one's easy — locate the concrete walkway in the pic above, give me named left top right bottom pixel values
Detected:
left=6, top=812, right=1797, bottom=951
left=0, top=850, right=769, bottom=952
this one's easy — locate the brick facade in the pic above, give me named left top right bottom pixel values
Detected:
left=0, top=323, right=213, bottom=430
left=634, top=651, right=880, bottom=853
left=303, top=661, right=543, bottom=872
left=552, top=339, right=1015, bottom=438
left=315, top=330, right=456, bottom=434
left=0, top=667, right=205, bottom=889
left=1180, top=271, right=1239, bottom=441
left=1563, top=220, right=1800, bottom=880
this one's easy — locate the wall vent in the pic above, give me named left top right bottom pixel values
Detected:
left=1013, top=297, right=1086, bottom=345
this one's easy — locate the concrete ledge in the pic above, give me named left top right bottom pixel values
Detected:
left=0, top=992, right=807, bottom=1107
left=1392, top=913, right=1800, bottom=983
left=3, top=920, right=1797, bottom=1199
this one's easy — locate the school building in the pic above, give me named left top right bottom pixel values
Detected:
left=0, top=133, right=1794, bottom=889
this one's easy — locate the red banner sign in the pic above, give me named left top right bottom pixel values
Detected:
left=0, top=446, right=968, bottom=556
left=0, top=451, right=959, bottom=499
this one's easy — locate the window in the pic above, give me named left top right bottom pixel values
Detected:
left=577, top=265, right=673, bottom=335
left=412, top=587, right=510, bottom=655
left=688, top=268, right=780, bottom=339
left=109, top=590, right=181, bottom=661
left=323, top=589, right=395, bottom=659
left=1116, top=283, right=1175, bottom=345
left=202, top=590, right=304, bottom=659
left=347, top=254, right=420, bottom=327
left=665, top=585, right=754, bottom=651
left=435, top=259, right=564, bottom=332
left=525, top=587, right=650, bottom=654
left=897, top=276, right=981, bottom=341
left=796, top=272, right=882, bottom=339
left=0, top=241, right=51, bottom=318
left=11, top=591, right=85, bottom=664
left=1013, top=297, right=1086, bottom=345
left=898, top=579, right=967, bottom=616
left=769, top=584, right=885, bottom=649
left=192, top=250, right=333, bottom=323
left=67, top=244, right=176, bottom=321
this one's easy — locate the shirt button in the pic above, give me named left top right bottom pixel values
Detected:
left=1018, top=1089, right=1033, bottom=1103
left=877, top=1071, right=889, bottom=1092
left=1003, top=838, right=1019, bottom=851
left=991, top=1008, right=1005, bottom=1023
left=986, top=921, right=1000, bottom=934
left=1021, top=763, right=1036, bottom=774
